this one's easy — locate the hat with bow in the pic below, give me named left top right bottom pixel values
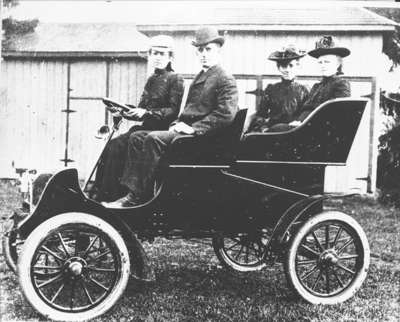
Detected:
left=308, top=36, right=350, bottom=58
left=268, top=45, right=306, bottom=62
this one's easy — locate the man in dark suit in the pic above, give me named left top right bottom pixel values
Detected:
left=103, top=26, right=239, bottom=208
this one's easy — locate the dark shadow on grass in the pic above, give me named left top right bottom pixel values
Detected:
left=125, top=264, right=296, bottom=304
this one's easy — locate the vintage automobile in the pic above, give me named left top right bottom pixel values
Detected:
left=3, top=97, right=370, bottom=321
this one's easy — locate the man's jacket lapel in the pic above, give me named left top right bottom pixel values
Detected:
left=192, top=65, right=216, bottom=86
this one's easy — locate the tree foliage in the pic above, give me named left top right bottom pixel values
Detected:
left=2, top=0, right=39, bottom=51
left=366, top=8, right=400, bottom=206
left=3, top=0, right=19, bottom=8
left=367, top=7, right=400, bottom=206
left=377, top=93, right=400, bottom=207
left=368, top=7, right=400, bottom=70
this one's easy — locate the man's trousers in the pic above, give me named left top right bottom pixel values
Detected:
left=121, top=130, right=183, bottom=199
left=94, top=126, right=142, bottom=201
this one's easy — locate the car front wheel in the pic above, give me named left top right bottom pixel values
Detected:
left=18, top=212, right=130, bottom=321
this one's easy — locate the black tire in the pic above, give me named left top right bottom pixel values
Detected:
left=18, top=213, right=130, bottom=321
left=284, top=211, right=370, bottom=304
left=212, top=233, right=267, bottom=272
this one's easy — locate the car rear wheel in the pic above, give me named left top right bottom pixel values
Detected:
left=212, top=232, right=268, bottom=272
left=284, top=211, right=370, bottom=304
left=18, top=213, right=130, bottom=321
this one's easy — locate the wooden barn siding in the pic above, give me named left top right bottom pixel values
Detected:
left=0, top=59, right=68, bottom=176
left=68, top=58, right=147, bottom=176
left=0, top=57, right=147, bottom=178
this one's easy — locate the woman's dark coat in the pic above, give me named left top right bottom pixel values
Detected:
left=250, top=79, right=309, bottom=132
left=296, top=75, right=351, bottom=121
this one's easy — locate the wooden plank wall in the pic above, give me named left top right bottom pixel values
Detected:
left=0, top=59, right=68, bottom=177
left=0, top=57, right=147, bottom=178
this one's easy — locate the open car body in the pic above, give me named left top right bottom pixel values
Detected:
left=10, top=98, right=371, bottom=321
left=18, top=98, right=368, bottom=236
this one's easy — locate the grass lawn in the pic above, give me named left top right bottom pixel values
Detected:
left=0, top=180, right=399, bottom=322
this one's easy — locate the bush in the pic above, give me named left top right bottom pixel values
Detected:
left=377, top=92, right=400, bottom=207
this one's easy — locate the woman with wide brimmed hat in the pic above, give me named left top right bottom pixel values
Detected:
left=293, top=35, right=351, bottom=124
left=93, top=35, right=184, bottom=202
left=249, top=45, right=309, bottom=132
left=269, top=36, right=351, bottom=131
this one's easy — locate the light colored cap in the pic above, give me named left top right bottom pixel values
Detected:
left=149, top=35, right=174, bottom=52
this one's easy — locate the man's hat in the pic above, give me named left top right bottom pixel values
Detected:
left=192, top=27, right=225, bottom=47
left=149, top=35, right=175, bottom=52
left=268, top=45, right=306, bottom=62
left=308, top=36, right=350, bottom=58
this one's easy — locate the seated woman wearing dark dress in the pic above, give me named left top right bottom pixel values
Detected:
left=249, top=45, right=309, bottom=132
left=93, top=35, right=184, bottom=201
left=269, top=36, right=351, bottom=132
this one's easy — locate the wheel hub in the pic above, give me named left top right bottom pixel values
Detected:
left=319, top=249, right=339, bottom=267
left=64, top=257, right=87, bottom=277
left=69, top=262, right=83, bottom=276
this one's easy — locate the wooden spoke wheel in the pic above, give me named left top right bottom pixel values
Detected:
left=212, top=232, right=268, bottom=272
left=18, top=213, right=130, bottom=321
left=284, top=211, right=370, bottom=304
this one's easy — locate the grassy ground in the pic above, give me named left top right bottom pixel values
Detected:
left=0, top=181, right=399, bottom=322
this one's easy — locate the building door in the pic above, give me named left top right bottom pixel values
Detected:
left=63, top=58, right=147, bottom=179
left=63, top=60, right=110, bottom=179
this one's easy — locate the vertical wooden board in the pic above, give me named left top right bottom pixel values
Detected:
left=66, top=60, right=108, bottom=178
left=236, top=79, right=257, bottom=132
left=135, top=60, right=148, bottom=104
left=42, top=60, right=67, bottom=173
left=109, top=58, right=147, bottom=133
left=27, top=60, right=64, bottom=173
left=237, top=79, right=256, bottom=111
left=0, top=59, right=68, bottom=177
left=68, top=99, right=107, bottom=179
left=69, top=60, right=107, bottom=97
left=0, top=60, right=14, bottom=177
left=53, top=61, right=68, bottom=172
left=108, top=60, right=128, bottom=133
left=172, top=32, right=199, bottom=75
left=27, top=61, right=39, bottom=170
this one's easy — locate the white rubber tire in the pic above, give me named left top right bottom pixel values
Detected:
left=285, top=211, right=370, bottom=305
left=18, top=213, right=130, bottom=321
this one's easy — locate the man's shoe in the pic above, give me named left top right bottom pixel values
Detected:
left=101, top=192, right=141, bottom=208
